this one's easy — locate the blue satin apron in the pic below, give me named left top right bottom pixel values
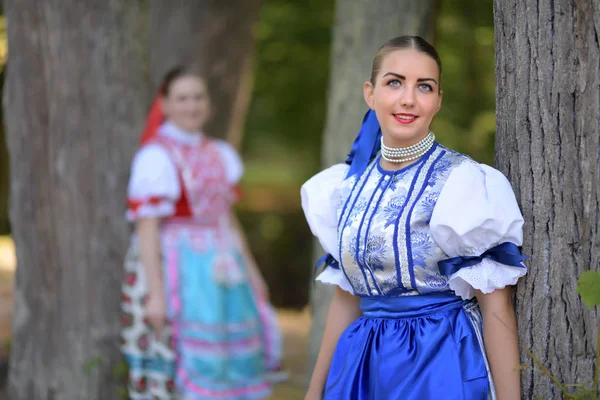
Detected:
left=324, top=292, right=495, bottom=400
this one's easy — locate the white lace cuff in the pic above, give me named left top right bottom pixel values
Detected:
left=126, top=200, right=175, bottom=221
left=448, top=258, right=527, bottom=300
left=316, top=267, right=354, bottom=295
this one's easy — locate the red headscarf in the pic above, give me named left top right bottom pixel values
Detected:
left=139, top=96, right=165, bottom=145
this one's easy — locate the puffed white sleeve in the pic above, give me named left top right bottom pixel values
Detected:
left=430, top=161, right=527, bottom=300
left=126, top=144, right=180, bottom=221
left=301, top=163, right=354, bottom=294
left=214, top=140, right=244, bottom=184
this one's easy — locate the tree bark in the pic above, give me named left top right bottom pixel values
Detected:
left=308, top=0, right=440, bottom=379
left=148, top=0, right=260, bottom=147
left=0, top=68, right=8, bottom=234
left=494, top=0, right=600, bottom=398
left=3, top=1, right=147, bottom=399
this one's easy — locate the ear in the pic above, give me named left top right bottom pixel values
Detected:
left=363, top=81, right=375, bottom=110
left=436, top=90, right=444, bottom=113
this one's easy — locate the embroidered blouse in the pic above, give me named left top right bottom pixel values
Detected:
left=126, top=121, right=243, bottom=221
left=301, top=143, right=527, bottom=300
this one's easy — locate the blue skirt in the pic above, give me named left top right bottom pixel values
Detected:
left=324, top=292, right=495, bottom=400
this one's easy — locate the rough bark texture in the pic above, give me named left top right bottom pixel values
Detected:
left=3, top=1, right=147, bottom=399
left=494, top=1, right=600, bottom=398
left=308, top=0, right=440, bottom=378
left=148, top=0, right=260, bottom=147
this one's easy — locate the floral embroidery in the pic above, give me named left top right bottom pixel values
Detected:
left=382, top=194, right=407, bottom=228
left=419, top=192, right=439, bottom=223
left=363, top=236, right=388, bottom=271
left=379, top=275, right=402, bottom=293
left=427, top=157, right=453, bottom=187
left=411, top=231, right=435, bottom=268
left=424, top=273, right=449, bottom=289
left=348, top=274, right=365, bottom=290
left=347, top=198, right=369, bottom=225
left=388, top=172, right=408, bottom=191
left=336, top=146, right=473, bottom=296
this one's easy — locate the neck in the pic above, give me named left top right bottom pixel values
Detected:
left=165, top=120, right=201, bottom=136
left=160, top=121, right=204, bottom=145
left=382, top=131, right=429, bottom=148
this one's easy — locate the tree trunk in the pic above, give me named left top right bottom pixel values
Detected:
left=494, top=0, right=600, bottom=398
left=148, top=0, right=260, bottom=147
left=3, top=1, right=147, bottom=399
left=308, top=0, right=440, bottom=379
left=0, top=68, right=8, bottom=234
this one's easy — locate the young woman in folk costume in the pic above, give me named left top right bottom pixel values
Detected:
left=121, top=66, right=281, bottom=400
left=302, top=36, right=527, bottom=399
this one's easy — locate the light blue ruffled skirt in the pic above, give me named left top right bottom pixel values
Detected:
left=172, top=240, right=270, bottom=399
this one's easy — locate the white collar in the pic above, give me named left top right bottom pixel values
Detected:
left=158, top=121, right=203, bottom=145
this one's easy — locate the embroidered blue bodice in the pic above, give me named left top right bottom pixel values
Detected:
left=336, top=143, right=469, bottom=297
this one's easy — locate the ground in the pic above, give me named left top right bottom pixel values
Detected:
left=0, top=237, right=309, bottom=399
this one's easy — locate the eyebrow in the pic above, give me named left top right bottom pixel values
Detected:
left=382, top=72, right=438, bottom=85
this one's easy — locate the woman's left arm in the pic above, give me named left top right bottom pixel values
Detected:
left=229, top=212, right=269, bottom=300
left=476, top=287, right=521, bottom=400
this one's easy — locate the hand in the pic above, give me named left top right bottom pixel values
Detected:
left=144, top=292, right=167, bottom=339
left=252, top=277, right=270, bottom=301
left=304, top=388, right=323, bottom=400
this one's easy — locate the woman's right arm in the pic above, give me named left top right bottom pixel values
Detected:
left=136, top=217, right=166, bottom=337
left=306, top=287, right=362, bottom=399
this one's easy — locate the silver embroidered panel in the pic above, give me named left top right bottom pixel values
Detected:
left=336, top=145, right=469, bottom=297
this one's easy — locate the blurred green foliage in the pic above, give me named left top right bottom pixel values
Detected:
left=433, top=0, right=496, bottom=165
left=237, top=0, right=335, bottom=307
left=241, top=0, right=335, bottom=185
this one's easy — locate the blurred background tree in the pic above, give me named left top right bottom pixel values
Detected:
left=0, top=15, right=7, bottom=235
left=495, top=0, right=600, bottom=398
left=149, top=0, right=261, bottom=147
left=3, top=0, right=146, bottom=398
left=236, top=0, right=336, bottom=309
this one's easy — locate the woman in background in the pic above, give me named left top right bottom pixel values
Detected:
left=121, top=66, right=276, bottom=400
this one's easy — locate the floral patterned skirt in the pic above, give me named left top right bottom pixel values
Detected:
left=121, top=244, right=177, bottom=399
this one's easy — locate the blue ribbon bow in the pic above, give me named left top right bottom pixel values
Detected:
left=437, top=242, right=528, bottom=276
left=345, top=109, right=382, bottom=179
left=315, top=253, right=340, bottom=275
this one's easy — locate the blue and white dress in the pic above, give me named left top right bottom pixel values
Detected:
left=301, top=143, right=527, bottom=400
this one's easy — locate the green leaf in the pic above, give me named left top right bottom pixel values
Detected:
left=576, top=271, right=600, bottom=309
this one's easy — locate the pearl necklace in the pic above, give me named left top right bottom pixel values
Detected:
left=380, top=132, right=436, bottom=163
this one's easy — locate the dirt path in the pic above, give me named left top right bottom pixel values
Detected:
left=0, top=237, right=14, bottom=357
left=0, top=237, right=308, bottom=398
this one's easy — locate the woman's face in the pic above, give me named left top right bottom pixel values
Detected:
left=364, top=48, right=442, bottom=147
left=162, top=75, right=210, bottom=133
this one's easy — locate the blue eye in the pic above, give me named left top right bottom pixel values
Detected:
left=387, top=79, right=401, bottom=87
left=419, top=84, right=433, bottom=92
